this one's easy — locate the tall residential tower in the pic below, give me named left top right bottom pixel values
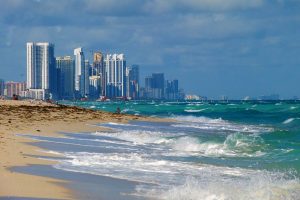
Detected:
left=93, top=52, right=106, bottom=96
left=26, top=42, right=56, bottom=99
left=105, top=54, right=126, bottom=98
left=126, top=65, right=139, bottom=99
left=74, top=47, right=88, bottom=98
left=56, top=56, right=75, bottom=99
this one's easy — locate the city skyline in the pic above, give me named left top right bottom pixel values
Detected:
left=0, top=1, right=300, bottom=99
left=13, top=41, right=183, bottom=101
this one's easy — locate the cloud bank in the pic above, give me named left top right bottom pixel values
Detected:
left=0, top=0, right=300, bottom=98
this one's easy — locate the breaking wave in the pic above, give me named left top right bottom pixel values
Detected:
left=184, top=108, right=207, bottom=113
left=172, top=116, right=273, bottom=133
left=151, top=173, right=300, bottom=200
left=167, top=133, right=266, bottom=157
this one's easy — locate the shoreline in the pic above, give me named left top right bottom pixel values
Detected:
left=0, top=100, right=156, bottom=199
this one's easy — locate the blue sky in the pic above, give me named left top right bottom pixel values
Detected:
left=0, top=0, right=300, bottom=99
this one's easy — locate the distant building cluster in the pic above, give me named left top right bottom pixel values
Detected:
left=140, top=73, right=184, bottom=100
left=0, top=42, right=184, bottom=101
left=0, top=80, right=26, bottom=98
left=184, top=94, right=207, bottom=101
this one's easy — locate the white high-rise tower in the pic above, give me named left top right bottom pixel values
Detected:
left=74, top=47, right=88, bottom=97
left=26, top=42, right=56, bottom=99
left=105, top=54, right=126, bottom=98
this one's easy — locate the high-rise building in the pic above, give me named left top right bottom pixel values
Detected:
left=5, top=81, right=26, bottom=97
left=145, top=76, right=153, bottom=89
left=26, top=42, right=56, bottom=99
left=0, top=79, right=4, bottom=96
left=74, top=47, right=88, bottom=98
left=152, top=73, right=165, bottom=99
left=142, top=73, right=166, bottom=99
left=105, top=54, right=126, bottom=98
left=56, top=56, right=75, bottom=99
left=126, top=65, right=139, bottom=99
left=166, top=79, right=179, bottom=100
left=144, top=73, right=164, bottom=99
left=93, top=52, right=106, bottom=96
left=89, top=76, right=101, bottom=99
left=84, top=60, right=90, bottom=97
left=144, top=76, right=153, bottom=99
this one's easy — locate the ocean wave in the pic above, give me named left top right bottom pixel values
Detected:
left=167, top=133, right=266, bottom=157
left=184, top=108, right=207, bottom=113
left=104, top=122, right=139, bottom=127
left=283, top=118, right=295, bottom=124
left=39, top=150, right=63, bottom=156
left=153, top=172, right=300, bottom=200
left=171, top=116, right=273, bottom=133
left=172, top=116, right=225, bottom=124
left=55, top=151, right=256, bottom=185
left=56, top=151, right=300, bottom=200
left=93, top=130, right=180, bottom=145
left=121, top=108, right=137, bottom=113
left=282, top=118, right=300, bottom=124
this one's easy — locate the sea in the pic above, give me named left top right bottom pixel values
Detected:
left=21, top=100, right=300, bottom=199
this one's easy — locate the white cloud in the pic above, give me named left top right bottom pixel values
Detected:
left=143, top=0, right=264, bottom=13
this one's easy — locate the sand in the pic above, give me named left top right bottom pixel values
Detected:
left=0, top=99, right=154, bottom=199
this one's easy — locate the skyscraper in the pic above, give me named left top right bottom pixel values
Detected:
left=93, top=52, right=106, bottom=96
left=26, top=42, right=56, bottom=99
left=74, top=47, right=87, bottom=98
left=126, top=65, right=139, bottom=99
left=166, top=79, right=179, bottom=100
left=152, top=73, right=165, bottom=99
left=105, top=54, right=126, bottom=98
left=84, top=60, right=90, bottom=97
left=144, top=75, right=153, bottom=99
left=0, top=79, right=4, bottom=96
left=89, top=75, right=101, bottom=99
left=142, top=73, right=165, bottom=99
left=56, top=56, right=75, bottom=99
left=145, top=73, right=164, bottom=99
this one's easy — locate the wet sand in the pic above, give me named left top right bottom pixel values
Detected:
left=0, top=100, right=153, bottom=199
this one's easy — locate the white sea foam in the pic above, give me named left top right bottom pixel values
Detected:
left=40, top=150, right=63, bottom=155
left=93, top=127, right=265, bottom=158
left=151, top=174, right=300, bottom=200
left=172, top=116, right=225, bottom=124
left=46, top=116, right=300, bottom=199
left=93, top=130, right=179, bottom=145
left=56, top=151, right=251, bottom=185
left=56, top=151, right=300, bottom=200
left=169, top=136, right=229, bottom=156
left=282, top=118, right=297, bottom=124
left=106, top=122, right=136, bottom=127
left=171, top=116, right=272, bottom=133
left=166, top=133, right=266, bottom=157
left=121, top=108, right=137, bottom=113
left=184, top=108, right=207, bottom=113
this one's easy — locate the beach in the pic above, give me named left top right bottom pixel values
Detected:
left=1, top=100, right=300, bottom=200
left=0, top=100, right=149, bottom=199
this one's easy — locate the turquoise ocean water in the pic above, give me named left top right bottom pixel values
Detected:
left=43, top=100, right=300, bottom=199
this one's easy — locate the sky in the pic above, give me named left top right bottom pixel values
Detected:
left=0, top=0, right=300, bottom=99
